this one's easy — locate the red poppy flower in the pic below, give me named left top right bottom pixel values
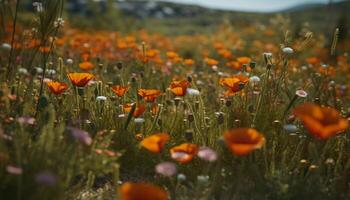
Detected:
left=224, top=128, right=265, bottom=156
left=293, top=103, right=349, bottom=139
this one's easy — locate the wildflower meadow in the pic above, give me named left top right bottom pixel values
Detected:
left=0, top=0, right=350, bottom=199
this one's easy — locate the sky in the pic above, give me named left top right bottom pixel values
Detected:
left=160, top=0, right=344, bottom=12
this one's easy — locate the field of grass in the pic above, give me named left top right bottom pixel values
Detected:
left=1, top=0, right=350, bottom=200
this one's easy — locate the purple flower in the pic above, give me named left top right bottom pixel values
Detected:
left=155, top=162, right=177, bottom=177
left=17, top=116, right=35, bottom=125
left=197, top=147, right=217, bottom=162
left=35, top=171, right=57, bottom=186
left=6, top=165, right=23, bottom=175
left=295, top=90, right=308, bottom=98
left=67, top=127, right=92, bottom=146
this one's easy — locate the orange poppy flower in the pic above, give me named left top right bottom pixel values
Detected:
left=111, top=85, right=129, bottom=97
left=218, top=49, right=232, bottom=59
left=205, top=58, right=219, bottom=66
left=293, top=103, right=349, bottom=139
left=67, top=73, right=94, bottom=87
left=220, top=75, right=249, bottom=95
left=138, top=89, right=162, bottom=102
left=183, top=59, right=195, bottom=66
left=226, top=61, right=241, bottom=70
left=46, top=81, right=68, bottom=94
left=119, top=182, right=168, bottom=200
left=140, top=133, right=170, bottom=153
left=306, top=57, right=320, bottom=65
left=123, top=103, right=146, bottom=117
left=170, top=80, right=190, bottom=96
left=237, top=57, right=251, bottom=65
left=79, top=61, right=94, bottom=70
left=146, top=49, right=159, bottom=58
left=224, top=128, right=265, bottom=156
left=81, top=52, right=91, bottom=61
left=39, top=46, right=50, bottom=53
left=170, top=143, right=198, bottom=164
left=166, top=51, right=178, bottom=59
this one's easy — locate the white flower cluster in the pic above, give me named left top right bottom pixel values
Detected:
left=54, top=18, right=65, bottom=28
left=33, top=2, right=43, bottom=13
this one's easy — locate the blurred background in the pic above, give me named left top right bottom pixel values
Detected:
left=58, top=0, right=349, bottom=36
left=7, top=0, right=347, bottom=38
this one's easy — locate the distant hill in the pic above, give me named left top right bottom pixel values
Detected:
left=66, top=0, right=350, bottom=35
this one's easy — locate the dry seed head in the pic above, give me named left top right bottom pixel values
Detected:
left=187, top=113, right=194, bottom=123
left=225, top=99, right=232, bottom=107
left=234, top=119, right=241, bottom=127
left=174, top=97, right=181, bottom=107
left=300, top=159, right=308, bottom=164
left=309, top=165, right=318, bottom=171
left=273, top=120, right=281, bottom=128
left=325, top=158, right=335, bottom=165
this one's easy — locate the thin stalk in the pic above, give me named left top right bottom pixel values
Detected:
left=6, top=0, right=21, bottom=82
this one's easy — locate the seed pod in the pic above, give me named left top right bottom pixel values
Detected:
left=174, top=97, right=181, bottom=107
left=248, top=104, right=254, bottom=113
left=217, top=113, right=224, bottom=125
left=249, top=61, right=256, bottom=69
left=314, top=97, right=320, bottom=104
left=195, top=101, right=200, bottom=110
left=187, top=75, right=192, bottom=83
left=157, top=118, right=162, bottom=126
left=204, top=117, right=210, bottom=125
left=272, top=120, right=281, bottom=129
left=187, top=113, right=194, bottom=123
left=234, top=119, right=241, bottom=127
left=117, top=62, right=123, bottom=70
left=139, top=72, right=144, bottom=79
left=225, top=99, right=232, bottom=107
left=185, top=129, right=193, bottom=142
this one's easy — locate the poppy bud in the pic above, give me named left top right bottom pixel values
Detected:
left=220, top=98, right=225, bottom=105
left=248, top=104, right=254, bottom=113
left=225, top=99, right=232, bottom=107
left=215, top=112, right=224, bottom=125
left=140, top=72, right=144, bottom=79
left=313, top=97, right=320, bottom=104
left=204, top=117, right=210, bottom=125
left=185, top=129, right=193, bottom=142
left=234, top=119, right=241, bottom=127
left=242, top=64, right=248, bottom=72
left=195, top=101, right=200, bottom=110
left=117, top=62, right=123, bottom=70
left=187, top=75, right=192, bottom=83
left=272, top=120, right=281, bottom=129
left=174, top=97, right=181, bottom=107
left=249, top=61, right=256, bottom=69
left=157, top=119, right=162, bottom=126
left=131, top=76, right=137, bottom=83
left=187, top=113, right=194, bottom=123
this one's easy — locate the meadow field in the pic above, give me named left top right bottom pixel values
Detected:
left=0, top=0, right=350, bottom=199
